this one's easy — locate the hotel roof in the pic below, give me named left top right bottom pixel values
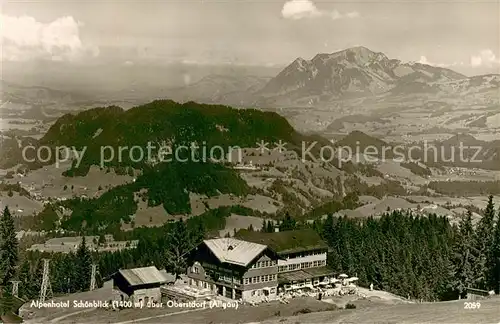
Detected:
left=235, top=229, right=328, bottom=255
left=118, top=266, right=168, bottom=286
left=203, top=238, right=268, bottom=267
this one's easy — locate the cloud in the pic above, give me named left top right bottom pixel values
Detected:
left=470, top=49, right=500, bottom=68
left=345, top=12, right=360, bottom=18
left=418, top=56, right=463, bottom=68
left=281, top=0, right=321, bottom=19
left=0, top=14, right=99, bottom=62
left=281, top=0, right=360, bottom=20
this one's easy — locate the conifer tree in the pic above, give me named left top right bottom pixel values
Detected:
left=164, top=220, right=190, bottom=279
left=473, top=195, right=495, bottom=289
left=267, top=220, right=274, bottom=233
left=75, top=236, right=92, bottom=291
left=0, top=206, right=19, bottom=286
left=279, top=213, right=296, bottom=232
left=489, top=209, right=500, bottom=293
left=18, top=259, right=33, bottom=300
left=453, top=210, right=475, bottom=298
left=0, top=286, right=14, bottom=316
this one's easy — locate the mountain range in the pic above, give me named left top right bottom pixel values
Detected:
left=164, top=46, right=499, bottom=108
left=2, top=46, right=498, bottom=111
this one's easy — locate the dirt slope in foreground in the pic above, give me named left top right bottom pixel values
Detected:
left=261, top=297, right=500, bottom=324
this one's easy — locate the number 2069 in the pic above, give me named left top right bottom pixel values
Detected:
left=464, top=302, right=481, bottom=309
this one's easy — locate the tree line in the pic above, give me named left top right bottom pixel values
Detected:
left=312, top=195, right=500, bottom=300
left=249, top=195, right=500, bottom=301
left=0, top=205, right=229, bottom=315
left=1, top=195, right=500, bottom=316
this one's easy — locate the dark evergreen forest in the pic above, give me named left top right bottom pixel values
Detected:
left=1, top=195, right=500, bottom=316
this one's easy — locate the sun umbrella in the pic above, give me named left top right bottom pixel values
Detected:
left=348, top=277, right=359, bottom=282
left=339, top=274, right=348, bottom=278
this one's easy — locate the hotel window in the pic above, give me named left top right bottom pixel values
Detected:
left=244, top=278, right=249, bottom=284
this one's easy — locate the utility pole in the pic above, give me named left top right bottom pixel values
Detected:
left=11, top=280, right=21, bottom=297
left=90, top=264, right=97, bottom=291
left=40, top=258, right=53, bottom=302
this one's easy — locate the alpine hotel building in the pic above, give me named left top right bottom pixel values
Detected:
left=187, top=229, right=334, bottom=301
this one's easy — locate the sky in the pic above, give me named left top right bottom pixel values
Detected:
left=1, top=0, right=499, bottom=76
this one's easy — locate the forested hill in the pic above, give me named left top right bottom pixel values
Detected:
left=28, top=100, right=339, bottom=233
left=40, top=100, right=310, bottom=175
